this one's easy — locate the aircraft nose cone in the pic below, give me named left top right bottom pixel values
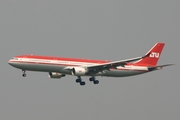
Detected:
left=8, top=60, right=14, bottom=66
left=8, top=59, right=20, bottom=68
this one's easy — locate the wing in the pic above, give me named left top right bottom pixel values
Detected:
left=86, top=54, right=148, bottom=72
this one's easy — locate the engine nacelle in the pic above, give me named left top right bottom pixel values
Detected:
left=71, top=67, right=87, bottom=76
left=48, top=72, right=65, bottom=79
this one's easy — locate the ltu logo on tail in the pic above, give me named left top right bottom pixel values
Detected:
left=150, top=52, right=160, bottom=58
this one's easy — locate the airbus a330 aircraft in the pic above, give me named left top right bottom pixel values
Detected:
left=8, top=42, right=173, bottom=86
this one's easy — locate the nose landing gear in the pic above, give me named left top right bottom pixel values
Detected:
left=22, top=70, right=26, bottom=77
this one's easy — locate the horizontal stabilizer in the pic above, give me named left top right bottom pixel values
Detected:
left=148, top=64, right=174, bottom=71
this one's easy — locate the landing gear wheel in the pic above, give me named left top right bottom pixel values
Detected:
left=22, top=73, right=26, bottom=77
left=89, top=78, right=94, bottom=82
left=80, top=81, right=86, bottom=86
left=93, top=80, right=99, bottom=84
left=76, top=79, right=81, bottom=83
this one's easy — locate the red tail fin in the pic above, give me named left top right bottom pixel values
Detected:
left=135, top=43, right=165, bottom=66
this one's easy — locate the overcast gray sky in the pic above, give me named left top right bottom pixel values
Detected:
left=0, top=0, right=179, bottom=120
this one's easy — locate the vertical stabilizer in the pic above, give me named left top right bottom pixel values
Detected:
left=134, top=43, right=165, bottom=66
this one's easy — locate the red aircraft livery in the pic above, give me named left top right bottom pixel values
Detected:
left=8, top=43, right=173, bottom=86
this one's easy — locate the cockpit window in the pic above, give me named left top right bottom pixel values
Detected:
left=13, top=58, right=18, bottom=60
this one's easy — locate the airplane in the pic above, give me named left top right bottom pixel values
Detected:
left=8, top=42, right=173, bottom=86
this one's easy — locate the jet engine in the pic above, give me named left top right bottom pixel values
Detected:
left=48, top=72, right=65, bottom=78
left=71, top=67, right=87, bottom=76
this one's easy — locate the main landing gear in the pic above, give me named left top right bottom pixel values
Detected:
left=75, top=76, right=99, bottom=86
left=76, top=76, right=86, bottom=86
left=22, top=70, right=26, bottom=77
left=89, top=77, right=99, bottom=84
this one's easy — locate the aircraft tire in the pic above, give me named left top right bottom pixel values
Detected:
left=80, top=81, right=85, bottom=86
left=22, top=74, right=26, bottom=77
left=89, top=78, right=94, bottom=82
left=93, top=80, right=99, bottom=84
left=76, top=79, right=81, bottom=83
